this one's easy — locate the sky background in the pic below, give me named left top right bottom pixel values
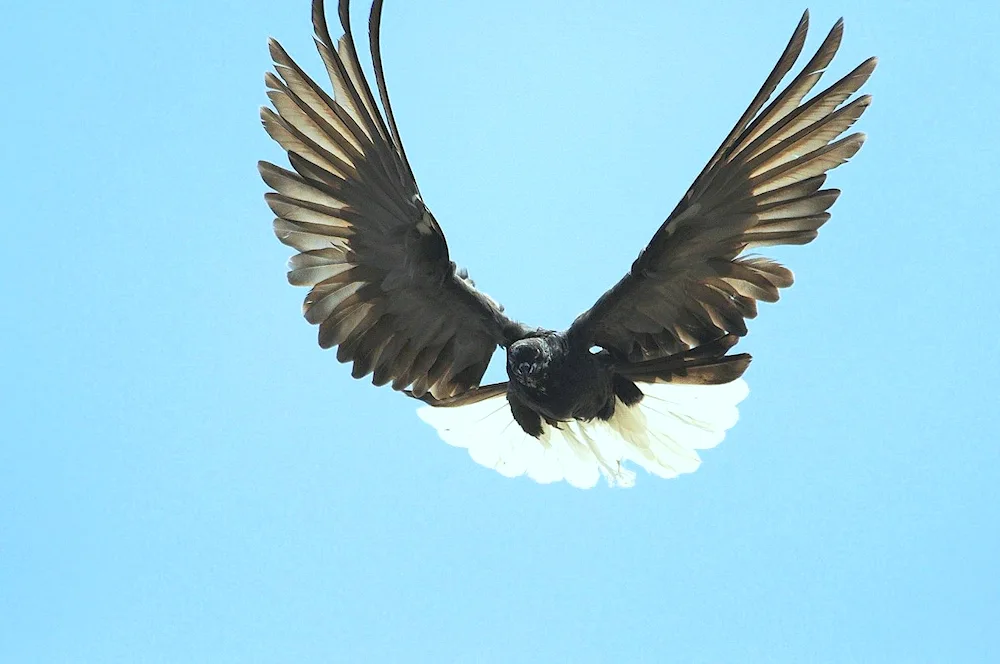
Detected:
left=3, top=0, right=999, bottom=661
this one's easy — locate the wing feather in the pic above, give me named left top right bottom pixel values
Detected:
left=262, top=0, right=525, bottom=398
left=569, top=14, right=874, bottom=361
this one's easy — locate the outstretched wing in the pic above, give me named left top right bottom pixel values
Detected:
left=568, top=13, right=875, bottom=362
left=260, top=0, right=521, bottom=399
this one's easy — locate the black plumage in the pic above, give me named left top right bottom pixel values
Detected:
left=260, top=0, right=874, bottom=486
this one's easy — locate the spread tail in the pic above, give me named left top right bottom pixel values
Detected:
left=416, top=339, right=751, bottom=488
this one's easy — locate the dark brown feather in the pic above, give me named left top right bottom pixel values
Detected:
left=408, top=382, right=509, bottom=407
left=616, top=336, right=752, bottom=386
left=568, top=15, right=874, bottom=361
left=262, top=0, right=524, bottom=398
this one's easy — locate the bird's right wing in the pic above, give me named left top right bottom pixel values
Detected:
left=261, top=0, right=523, bottom=399
left=568, top=13, right=875, bottom=362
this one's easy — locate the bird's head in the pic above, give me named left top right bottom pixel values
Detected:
left=507, top=335, right=559, bottom=391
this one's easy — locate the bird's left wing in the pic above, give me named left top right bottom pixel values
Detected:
left=261, top=0, right=522, bottom=399
left=568, top=14, right=875, bottom=362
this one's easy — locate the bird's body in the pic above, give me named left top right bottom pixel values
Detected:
left=260, top=0, right=875, bottom=487
left=506, top=333, right=622, bottom=432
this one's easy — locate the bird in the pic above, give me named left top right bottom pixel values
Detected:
left=259, top=0, right=875, bottom=488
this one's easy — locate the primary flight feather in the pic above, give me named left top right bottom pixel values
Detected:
left=260, top=0, right=875, bottom=488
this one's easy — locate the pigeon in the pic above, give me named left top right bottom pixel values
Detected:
left=260, top=0, right=875, bottom=488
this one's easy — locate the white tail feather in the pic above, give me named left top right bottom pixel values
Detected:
left=416, top=379, right=749, bottom=488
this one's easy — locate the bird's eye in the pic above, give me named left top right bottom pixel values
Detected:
left=589, top=346, right=603, bottom=355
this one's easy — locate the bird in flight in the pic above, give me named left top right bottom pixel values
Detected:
left=260, top=0, right=875, bottom=488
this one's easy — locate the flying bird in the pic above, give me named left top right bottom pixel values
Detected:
left=260, top=0, right=875, bottom=488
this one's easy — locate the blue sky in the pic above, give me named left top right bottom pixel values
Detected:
left=2, top=0, right=998, bottom=661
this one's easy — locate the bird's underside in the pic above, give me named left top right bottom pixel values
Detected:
left=260, top=0, right=875, bottom=487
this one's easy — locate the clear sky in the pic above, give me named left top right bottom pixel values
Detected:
left=2, top=0, right=998, bottom=661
